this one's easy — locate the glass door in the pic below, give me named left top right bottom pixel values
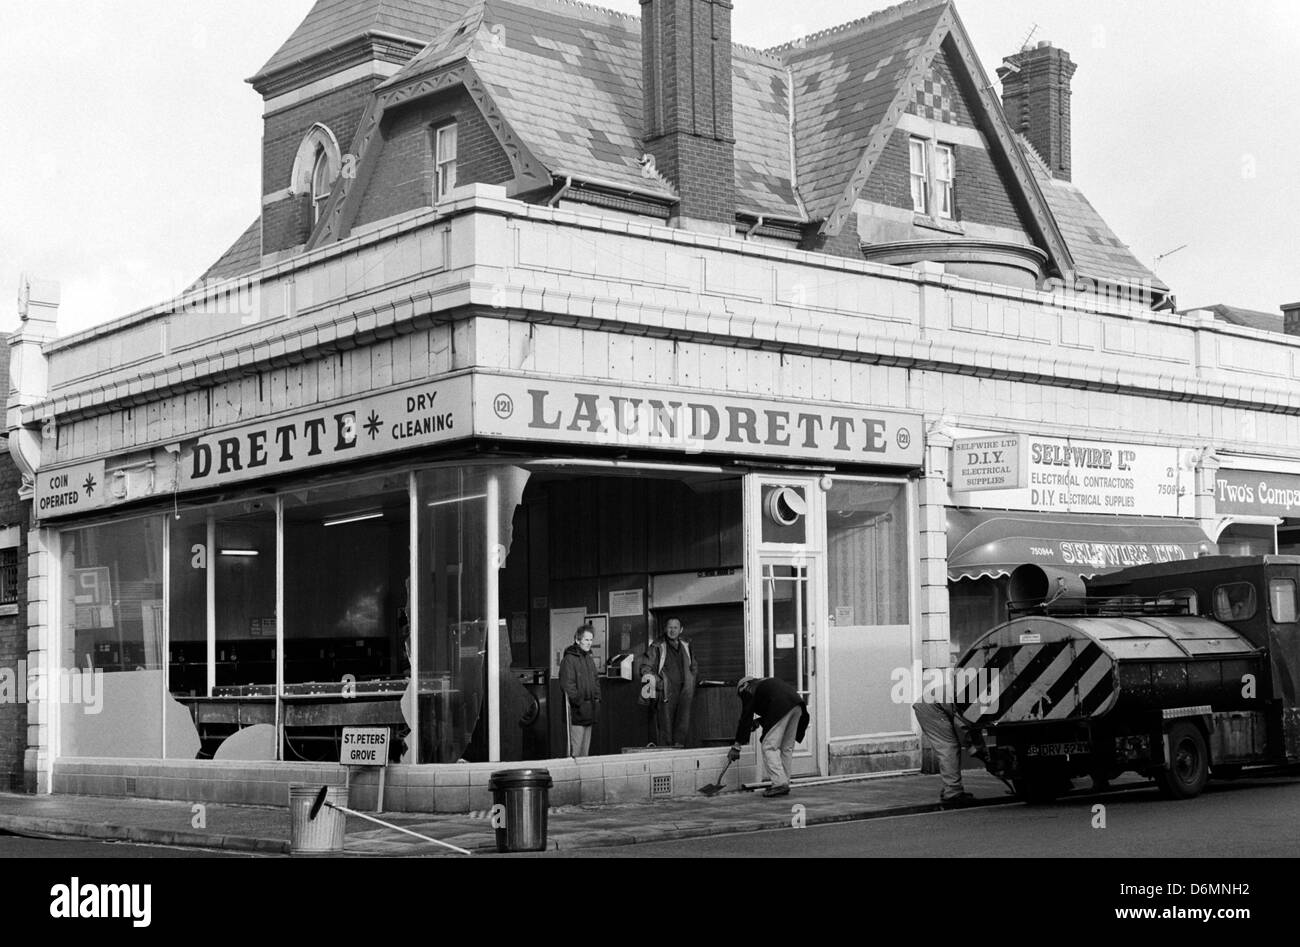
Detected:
left=758, top=556, right=820, bottom=778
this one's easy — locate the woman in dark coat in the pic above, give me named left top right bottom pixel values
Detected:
left=559, top=624, right=601, bottom=757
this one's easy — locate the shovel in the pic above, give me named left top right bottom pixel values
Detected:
left=309, top=786, right=473, bottom=856
left=699, top=757, right=734, bottom=797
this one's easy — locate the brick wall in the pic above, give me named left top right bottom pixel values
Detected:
left=641, top=0, right=736, bottom=224
left=1000, top=44, right=1076, bottom=182
left=0, top=339, right=29, bottom=790
left=864, top=129, right=1034, bottom=238
left=261, top=78, right=383, bottom=256
left=352, top=88, right=516, bottom=229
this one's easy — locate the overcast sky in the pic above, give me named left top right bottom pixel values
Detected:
left=1, top=0, right=1296, bottom=336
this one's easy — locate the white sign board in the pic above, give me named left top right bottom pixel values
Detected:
left=953, top=432, right=1192, bottom=518
left=952, top=435, right=1024, bottom=491
left=473, top=375, right=924, bottom=468
left=340, top=727, right=390, bottom=766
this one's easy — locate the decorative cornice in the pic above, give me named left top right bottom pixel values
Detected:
left=250, top=33, right=426, bottom=99
left=861, top=238, right=1048, bottom=279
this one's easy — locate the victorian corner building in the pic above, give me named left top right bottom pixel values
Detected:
left=8, top=0, right=1300, bottom=808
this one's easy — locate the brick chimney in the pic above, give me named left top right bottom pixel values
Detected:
left=998, top=41, right=1078, bottom=182
left=641, top=0, right=736, bottom=229
left=1283, top=302, right=1300, bottom=336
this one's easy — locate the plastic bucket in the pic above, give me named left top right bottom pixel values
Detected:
left=289, top=785, right=347, bottom=855
left=489, top=768, right=553, bottom=853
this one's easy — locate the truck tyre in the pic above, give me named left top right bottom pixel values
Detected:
left=1158, top=722, right=1209, bottom=799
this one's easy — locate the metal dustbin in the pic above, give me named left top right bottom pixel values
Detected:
left=289, top=785, right=346, bottom=855
left=489, top=768, right=553, bottom=853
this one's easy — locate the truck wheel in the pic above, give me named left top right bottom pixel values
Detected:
left=1158, top=722, right=1209, bottom=799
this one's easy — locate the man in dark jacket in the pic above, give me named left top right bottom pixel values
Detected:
left=637, top=617, right=697, bottom=747
left=559, top=625, right=601, bottom=757
left=728, top=676, right=809, bottom=797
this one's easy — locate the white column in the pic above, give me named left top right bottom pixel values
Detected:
left=919, top=418, right=956, bottom=674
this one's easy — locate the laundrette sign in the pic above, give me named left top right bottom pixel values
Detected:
left=34, top=377, right=473, bottom=519
left=33, top=373, right=922, bottom=519
left=473, top=376, right=923, bottom=467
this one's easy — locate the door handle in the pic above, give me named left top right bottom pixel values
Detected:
left=809, top=645, right=816, bottom=676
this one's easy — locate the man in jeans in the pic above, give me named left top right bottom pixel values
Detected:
left=728, top=676, right=809, bottom=797
left=912, top=701, right=980, bottom=809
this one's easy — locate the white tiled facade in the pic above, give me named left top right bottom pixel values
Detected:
left=12, top=186, right=1300, bottom=801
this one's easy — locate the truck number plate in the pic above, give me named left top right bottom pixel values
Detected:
left=1025, top=741, right=1089, bottom=757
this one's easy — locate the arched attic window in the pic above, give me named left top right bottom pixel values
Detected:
left=291, top=124, right=342, bottom=231
left=311, top=145, right=332, bottom=225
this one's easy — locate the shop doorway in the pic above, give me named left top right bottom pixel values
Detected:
left=758, top=556, right=820, bottom=778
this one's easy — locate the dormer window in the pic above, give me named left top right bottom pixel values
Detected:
left=291, top=124, right=342, bottom=234
left=910, top=136, right=956, bottom=221
left=434, top=123, right=458, bottom=201
left=311, top=146, right=332, bottom=225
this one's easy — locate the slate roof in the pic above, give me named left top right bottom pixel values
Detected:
left=731, top=47, right=802, bottom=218
left=253, top=0, right=469, bottom=82
left=197, top=219, right=262, bottom=284
left=208, top=0, right=1166, bottom=298
left=780, top=1, right=948, bottom=223
left=1021, top=139, right=1167, bottom=293
left=383, top=0, right=678, bottom=199
left=1189, top=304, right=1284, bottom=333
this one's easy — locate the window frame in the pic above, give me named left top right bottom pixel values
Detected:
left=908, top=137, right=929, bottom=216
left=909, top=136, right=957, bottom=222
left=933, top=143, right=955, bottom=220
left=310, top=145, right=332, bottom=226
left=1212, top=582, right=1258, bottom=623
left=434, top=122, right=459, bottom=201
left=1268, top=578, right=1297, bottom=624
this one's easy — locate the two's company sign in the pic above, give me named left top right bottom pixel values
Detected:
left=1215, top=470, right=1300, bottom=517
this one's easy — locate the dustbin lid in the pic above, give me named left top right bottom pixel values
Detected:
left=489, top=768, right=554, bottom=790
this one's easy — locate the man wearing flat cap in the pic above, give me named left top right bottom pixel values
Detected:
left=728, top=676, right=809, bottom=797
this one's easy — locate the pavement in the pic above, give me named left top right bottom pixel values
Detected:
left=0, top=769, right=1148, bottom=857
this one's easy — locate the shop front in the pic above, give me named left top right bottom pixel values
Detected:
left=31, top=369, right=923, bottom=805
left=945, top=431, right=1215, bottom=656
left=1212, top=463, right=1300, bottom=556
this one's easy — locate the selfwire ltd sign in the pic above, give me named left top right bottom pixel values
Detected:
left=952, top=432, right=1192, bottom=518
left=952, top=436, right=1023, bottom=491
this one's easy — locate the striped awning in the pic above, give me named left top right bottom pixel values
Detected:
left=947, top=509, right=1215, bottom=582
